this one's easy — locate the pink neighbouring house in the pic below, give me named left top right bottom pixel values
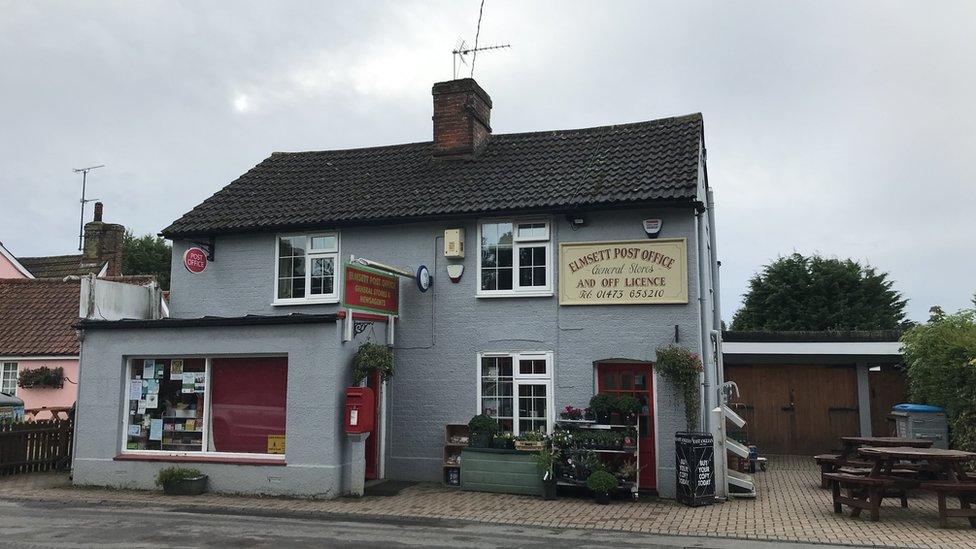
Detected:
left=0, top=204, right=162, bottom=416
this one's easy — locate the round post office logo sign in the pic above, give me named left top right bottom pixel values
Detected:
left=183, top=247, right=208, bottom=274
left=416, top=265, right=431, bottom=292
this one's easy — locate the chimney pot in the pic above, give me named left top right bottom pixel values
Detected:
left=432, top=78, right=492, bottom=158
left=93, top=202, right=103, bottom=222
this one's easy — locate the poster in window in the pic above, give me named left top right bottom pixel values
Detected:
left=155, top=363, right=164, bottom=379
left=137, top=400, right=147, bottom=414
left=170, top=359, right=184, bottom=380
left=181, top=372, right=195, bottom=393
left=149, top=419, right=163, bottom=441
left=142, top=360, right=155, bottom=379
left=129, top=379, right=143, bottom=400
left=145, top=394, right=159, bottom=409
left=193, top=373, right=205, bottom=393
left=128, top=425, right=142, bottom=437
left=267, top=435, right=286, bottom=454
left=145, top=379, right=159, bottom=395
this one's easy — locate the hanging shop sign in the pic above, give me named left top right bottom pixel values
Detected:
left=558, top=238, right=688, bottom=305
left=182, top=247, right=208, bottom=274
left=342, top=263, right=400, bottom=315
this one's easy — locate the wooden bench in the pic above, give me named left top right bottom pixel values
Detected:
left=920, top=482, right=976, bottom=528
left=824, top=473, right=901, bottom=522
left=815, top=454, right=872, bottom=488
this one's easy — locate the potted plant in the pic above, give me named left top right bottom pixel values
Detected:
left=623, top=427, right=638, bottom=450
left=467, top=414, right=497, bottom=448
left=615, top=461, right=638, bottom=483
left=588, top=393, right=619, bottom=424
left=491, top=432, right=515, bottom=449
left=156, top=467, right=208, bottom=496
left=586, top=470, right=618, bottom=505
left=559, top=405, right=583, bottom=420
left=535, top=447, right=558, bottom=500
left=615, top=395, right=642, bottom=425
left=514, top=430, right=546, bottom=451
left=351, top=342, right=394, bottom=384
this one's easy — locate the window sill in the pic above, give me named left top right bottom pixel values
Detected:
left=272, top=298, right=339, bottom=307
left=114, top=453, right=286, bottom=466
left=476, top=291, right=554, bottom=299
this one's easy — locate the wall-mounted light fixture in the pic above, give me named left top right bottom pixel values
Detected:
left=566, top=214, right=587, bottom=230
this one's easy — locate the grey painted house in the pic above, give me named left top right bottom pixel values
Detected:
left=73, top=78, right=723, bottom=499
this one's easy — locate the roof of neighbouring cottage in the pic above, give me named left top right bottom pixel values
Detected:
left=17, top=254, right=105, bottom=278
left=0, top=278, right=80, bottom=356
left=161, top=114, right=704, bottom=238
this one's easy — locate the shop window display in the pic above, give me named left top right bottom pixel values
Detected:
left=123, top=357, right=287, bottom=456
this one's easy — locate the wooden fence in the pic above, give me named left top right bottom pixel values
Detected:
left=0, top=419, right=73, bottom=475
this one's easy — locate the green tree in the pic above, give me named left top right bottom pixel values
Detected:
left=901, top=305, right=976, bottom=453
left=730, top=253, right=907, bottom=331
left=122, top=231, right=171, bottom=290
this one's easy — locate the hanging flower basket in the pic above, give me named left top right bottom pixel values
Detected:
left=18, top=367, right=64, bottom=390
left=351, top=342, right=394, bottom=384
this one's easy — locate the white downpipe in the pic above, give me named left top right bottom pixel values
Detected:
left=695, top=211, right=714, bottom=433
left=706, top=188, right=729, bottom=499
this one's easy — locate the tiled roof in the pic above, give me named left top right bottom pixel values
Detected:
left=18, top=254, right=104, bottom=278
left=162, top=114, right=704, bottom=238
left=0, top=278, right=80, bottom=356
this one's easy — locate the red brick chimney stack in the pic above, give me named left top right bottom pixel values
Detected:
left=83, top=203, right=125, bottom=277
left=432, top=78, right=492, bottom=158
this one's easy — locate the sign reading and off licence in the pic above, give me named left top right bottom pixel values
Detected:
left=558, top=239, right=688, bottom=305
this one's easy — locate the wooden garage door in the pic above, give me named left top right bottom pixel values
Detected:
left=725, top=364, right=860, bottom=455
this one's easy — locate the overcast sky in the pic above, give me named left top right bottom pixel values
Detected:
left=2, top=1, right=973, bottom=322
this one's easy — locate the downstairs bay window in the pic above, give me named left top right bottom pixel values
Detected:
left=122, top=357, right=287, bottom=457
left=477, top=352, right=553, bottom=435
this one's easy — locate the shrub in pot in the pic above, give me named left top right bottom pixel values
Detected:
left=156, top=467, right=207, bottom=496
left=586, top=470, right=618, bottom=505
left=467, top=414, right=497, bottom=448
left=588, top=393, right=619, bottom=424
left=623, top=427, right=638, bottom=450
left=536, top=447, right=558, bottom=500
left=615, top=395, right=642, bottom=425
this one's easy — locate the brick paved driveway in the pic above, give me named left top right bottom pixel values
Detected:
left=1, top=456, right=973, bottom=548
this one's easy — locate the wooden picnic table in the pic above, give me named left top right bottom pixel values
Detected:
left=838, top=437, right=932, bottom=461
left=857, top=446, right=976, bottom=527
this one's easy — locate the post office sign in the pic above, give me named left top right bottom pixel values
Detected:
left=558, top=238, right=688, bottom=305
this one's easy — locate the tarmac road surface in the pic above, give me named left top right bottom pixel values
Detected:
left=0, top=498, right=856, bottom=549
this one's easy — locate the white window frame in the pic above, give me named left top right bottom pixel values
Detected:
left=119, top=356, right=287, bottom=461
left=272, top=232, right=341, bottom=306
left=476, top=218, right=553, bottom=298
left=1, top=362, right=17, bottom=395
left=476, top=351, right=554, bottom=436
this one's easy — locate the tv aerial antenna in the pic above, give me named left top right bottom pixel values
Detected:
left=452, top=0, right=509, bottom=79
left=73, top=164, right=104, bottom=251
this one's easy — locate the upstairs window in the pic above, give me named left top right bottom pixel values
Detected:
left=275, top=233, right=339, bottom=304
left=478, top=219, right=551, bottom=296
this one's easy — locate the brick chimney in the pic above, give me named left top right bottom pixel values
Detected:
left=432, top=78, right=492, bottom=158
left=83, top=202, right=125, bottom=277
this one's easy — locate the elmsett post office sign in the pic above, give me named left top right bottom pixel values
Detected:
left=558, top=238, right=688, bottom=305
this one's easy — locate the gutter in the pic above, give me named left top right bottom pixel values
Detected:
left=76, top=313, right=338, bottom=331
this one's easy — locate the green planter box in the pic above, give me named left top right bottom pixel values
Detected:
left=461, top=448, right=542, bottom=496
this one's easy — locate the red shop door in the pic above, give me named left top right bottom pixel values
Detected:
left=597, top=363, right=656, bottom=490
left=365, top=372, right=381, bottom=480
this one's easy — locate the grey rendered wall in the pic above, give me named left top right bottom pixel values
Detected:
left=74, top=322, right=351, bottom=497
left=167, top=206, right=703, bottom=497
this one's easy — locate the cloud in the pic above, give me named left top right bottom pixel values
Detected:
left=1, top=0, right=974, bottom=321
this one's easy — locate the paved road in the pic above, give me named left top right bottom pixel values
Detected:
left=0, top=499, right=854, bottom=549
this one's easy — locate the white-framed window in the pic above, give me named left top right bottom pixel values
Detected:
left=477, top=219, right=553, bottom=297
left=477, top=352, right=553, bottom=435
left=1, top=362, right=17, bottom=395
left=274, top=232, right=339, bottom=305
left=120, top=357, right=288, bottom=459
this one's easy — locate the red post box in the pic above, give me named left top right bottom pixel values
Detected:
left=344, top=387, right=375, bottom=434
